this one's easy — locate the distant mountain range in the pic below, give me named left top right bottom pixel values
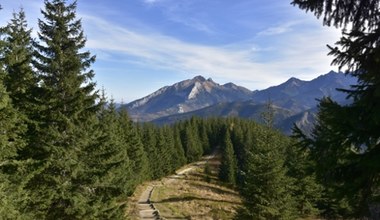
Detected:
left=121, top=71, right=357, bottom=134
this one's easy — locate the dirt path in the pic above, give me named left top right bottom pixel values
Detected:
left=130, top=152, right=242, bottom=219
left=137, top=165, right=198, bottom=219
left=137, top=185, right=161, bottom=219
left=149, top=154, right=242, bottom=219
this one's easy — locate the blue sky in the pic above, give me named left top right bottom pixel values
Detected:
left=0, top=0, right=342, bottom=102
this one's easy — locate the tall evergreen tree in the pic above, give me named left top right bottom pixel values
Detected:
left=0, top=12, right=31, bottom=219
left=119, top=107, right=149, bottom=187
left=24, top=0, right=100, bottom=218
left=198, top=121, right=210, bottom=154
left=181, top=118, right=203, bottom=163
left=89, top=96, right=133, bottom=219
left=140, top=123, right=159, bottom=179
left=219, top=128, right=237, bottom=185
left=1, top=8, right=40, bottom=166
left=286, top=131, right=323, bottom=218
left=0, top=57, right=29, bottom=219
left=292, top=0, right=380, bottom=217
left=155, top=127, right=175, bottom=176
left=241, top=127, right=296, bottom=219
left=2, top=8, right=36, bottom=111
left=172, top=124, right=186, bottom=168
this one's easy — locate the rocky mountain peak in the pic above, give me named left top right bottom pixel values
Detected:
left=124, top=75, right=253, bottom=121
left=284, top=77, right=303, bottom=86
left=192, top=75, right=206, bottom=82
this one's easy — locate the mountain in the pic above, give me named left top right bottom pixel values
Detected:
left=152, top=100, right=293, bottom=126
left=123, top=75, right=252, bottom=121
left=122, top=71, right=356, bottom=134
left=276, top=107, right=318, bottom=134
left=251, top=70, right=357, bottom=112
left=152, top=100, right=319, bottom=135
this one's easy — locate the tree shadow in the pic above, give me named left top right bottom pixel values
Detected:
left=185, top=172, right=211, bottom=180
left=154, top=195, right=241, bottom=205
left=232, top=207, right=252, bottom=220
left=189, top=182, right=240, bottom=197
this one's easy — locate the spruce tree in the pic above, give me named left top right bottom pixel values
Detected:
left=181, top=118, right=203, bottom=163
left=230, top=119, right=246, bottom=171
left=1, top=8, right=40, bottom=166
left=0, top=14, right=30, bottom=219
left=0, top=62, right=29, bottom=219
left=198, top=122, right=210, bottom=154
left=172, top=124, right=186, bottom=168
left=92, top=97, right=133, bottom=219
left=287, top=131, right=324, bottom=218
left=2, top=8, right=36, bottom=112
left=141, top=123, right=159, bottom=179
left=25, top=0, right=100, bottom=218
left=119, top=107, right=149, bottom=186
left=292, top=0, right=380, bottom=217
left=242, top=127, right=296, bottom=219
left=155, top=127, right=175, bottom=176
left=219, top=129, right=237, bottom=185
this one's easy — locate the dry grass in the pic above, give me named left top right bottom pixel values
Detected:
left=150, top=155, right=243, bottom=219
left=125, top=155, right=243, bottom=219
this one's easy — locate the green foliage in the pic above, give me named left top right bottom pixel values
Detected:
left=0, top=1, right=342, bottom=219
left=172, top=124, right=187, bottom=168
left=241, top=126, right=296, bottom=219
left=0, top=76, right=29, bottom=219
left=286, top=133, right=324, bottom=217
left=119, top=107, right=149, bottom=187
left=2, top=8, right=36, bottom=112
left=0, top=13, right=30, bottom=219
left=90, top=98, right=133, bottom=218
left=21, top=0, right=101, bottom=218
left=180, top=118, right=204, bottom=163
left=292, top=0, right=380, bottom=218
left=140, top=123, right=160, bottom=179
left=218, top=128, right=237, bottom=186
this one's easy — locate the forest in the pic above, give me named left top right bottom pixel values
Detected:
left=0, top=0, right=379, bottom=219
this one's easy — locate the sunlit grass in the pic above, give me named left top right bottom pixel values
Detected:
left=150, top=155, right=243, bottom=219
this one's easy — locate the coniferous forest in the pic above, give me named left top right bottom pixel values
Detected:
left=0, top=0, right=379, bottom=219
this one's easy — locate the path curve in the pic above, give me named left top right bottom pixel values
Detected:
left=137, top=152, right=217, bottom=219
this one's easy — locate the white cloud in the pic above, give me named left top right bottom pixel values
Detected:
left=169, top=16, right=215, bottom=34
left=143, top=0, right=160, bottom=4
left=83, top=14, right=341, bottom=90
left=155, top=0, right=216, bottom=34
left=257, top=21, right=300, bottom=36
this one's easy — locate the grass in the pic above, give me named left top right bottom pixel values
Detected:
left=150, top=154, right=243, bottom=219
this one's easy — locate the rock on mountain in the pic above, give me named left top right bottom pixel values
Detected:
left=123, top=76, right=252, bottom=122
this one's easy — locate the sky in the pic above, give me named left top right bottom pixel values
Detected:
left=0, top=0, right=343, bottom=102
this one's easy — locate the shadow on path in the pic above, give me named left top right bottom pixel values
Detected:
left=154, top=195, right=241, bottom=205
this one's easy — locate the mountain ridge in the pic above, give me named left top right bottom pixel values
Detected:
left=121, top=71, right=356, bottom=133
left=124, top=75, right=253, bottom=121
